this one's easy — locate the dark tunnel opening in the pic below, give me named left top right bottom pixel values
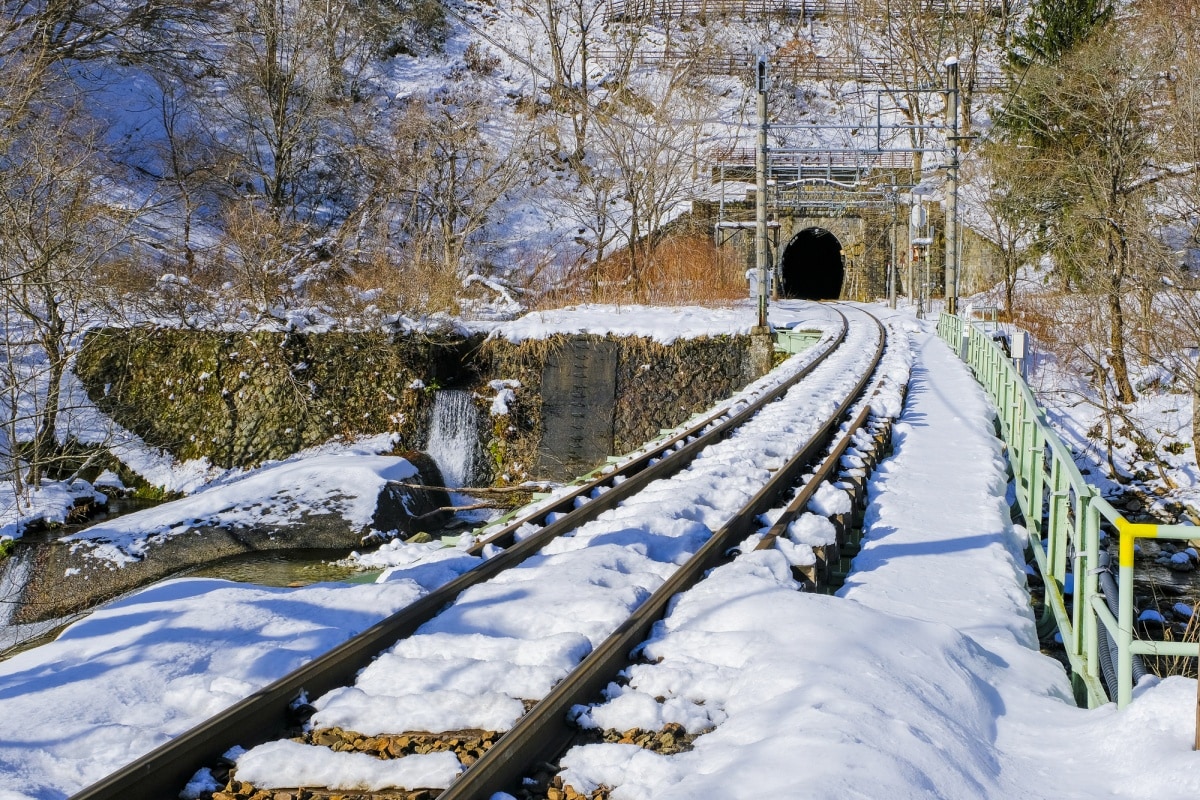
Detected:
left=779, top=228, right=844, bottom=300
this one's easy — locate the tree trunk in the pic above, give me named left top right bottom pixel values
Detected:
left=1193, top=365, right=1200, bottom=473
left=1004, top=253, right=1017, bottom=318
left=30, top=328, right=66, bottom=487
left=1107, top=288, right=1136, bottom=403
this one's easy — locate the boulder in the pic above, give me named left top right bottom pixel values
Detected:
left=3, top=455, right=453, bottom=626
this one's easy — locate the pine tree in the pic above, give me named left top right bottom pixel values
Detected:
left=1009, top=0, right=1115, bottom=68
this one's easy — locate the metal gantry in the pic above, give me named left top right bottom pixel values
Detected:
left=603, top=0, right=1012, bottom=23
left=715, top=60, right=968, bottom=306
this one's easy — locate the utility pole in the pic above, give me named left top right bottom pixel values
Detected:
left=888, top=186, right=898, bottom=310
left=945, top=57, right=960, bottom=316
left=755, top=55, right=769, bottom=330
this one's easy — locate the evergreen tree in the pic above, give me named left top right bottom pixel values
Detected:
left=986, top=13, right=1175, bottom=405
left=1009, top=0, right=1115, bottom=68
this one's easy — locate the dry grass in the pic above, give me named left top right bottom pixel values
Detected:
left=531, top=228, right=748, bottom=310
left=1142, top=585, right=1200, bottom=680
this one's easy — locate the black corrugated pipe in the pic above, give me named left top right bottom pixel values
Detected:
left=1096, top=551, right=1149, bottom=687
left=1097, top=621, right=1119, bottom=696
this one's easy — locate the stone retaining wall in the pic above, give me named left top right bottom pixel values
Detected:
left=76, top=328, right=767, bottom=486
left=6, top=331, right=771, bottom=627
left=480, top=334, right=763, bottom=483
left=75, top=329, right=465, bottom=471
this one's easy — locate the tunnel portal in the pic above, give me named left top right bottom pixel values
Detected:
left=779, top=227, right=844, bottom=300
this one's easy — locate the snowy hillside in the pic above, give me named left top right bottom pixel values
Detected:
left=3, top=0, right=1011, bottom=314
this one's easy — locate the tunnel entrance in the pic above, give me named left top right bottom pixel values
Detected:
left=779, top=227, right=844, bottom=300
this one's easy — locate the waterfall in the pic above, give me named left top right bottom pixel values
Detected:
left=0, top=549, right=29, bottom=629
left=425, top=389, right=479, bottom=488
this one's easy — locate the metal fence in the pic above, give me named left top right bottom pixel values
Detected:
left=589, top=49, right=1008, bottom=89
left=605, top=0, right=1009, bottom=21
left=938, top=312, right=1199, bottom=708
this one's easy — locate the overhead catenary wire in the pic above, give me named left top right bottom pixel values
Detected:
left=439, top=1, right=1015, bottom=175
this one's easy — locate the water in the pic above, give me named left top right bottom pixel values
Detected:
left=183, top=549, right=374, bottom=587
left=425, top=389, right=480, bottom=488
left=19, top=494, right=162, bottom=544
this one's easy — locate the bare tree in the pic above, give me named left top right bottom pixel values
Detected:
left=518, top=0, right=609, bottom=165
left=542, top=153, right=621, bottom=299
left=352, top=81, right=544, bottom=314
left=0, top=0, right=228, bottom=65
left=960, top=148, right=1037, bottom=317
left=146, top=74, right=231, bottom=276
left=587, top=63, right=716, bottom=299
left=209, top=0, right=341, bottom=221
left=0, top=73, right=139, bottom=493
left=835, top=0, right=956, bottom=182
left=1134, top=0, right=1200, bottom=462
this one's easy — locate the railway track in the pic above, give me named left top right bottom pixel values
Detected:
left=70, top=304, right=888, bottom=800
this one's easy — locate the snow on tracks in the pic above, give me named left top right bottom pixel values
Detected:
left=232, top=306, right=885, bottom=793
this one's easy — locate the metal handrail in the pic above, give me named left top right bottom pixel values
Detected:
left=937, top=312, right=1198, bottom=708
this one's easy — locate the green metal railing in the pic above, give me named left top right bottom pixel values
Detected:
left=938, top=312, right=1199, bottom=708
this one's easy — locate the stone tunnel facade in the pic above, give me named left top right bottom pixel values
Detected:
left=773, top=211, right=905, bottom=302
left=709, top=201, right=924, bottom=303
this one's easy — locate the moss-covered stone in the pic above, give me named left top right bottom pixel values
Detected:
left=75, top=328, right=760, bottom=485
left=75, top=328, right=464, bottom=468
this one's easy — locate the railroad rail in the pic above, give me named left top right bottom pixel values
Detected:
left=441, top=306, right=887, bottom=799
left=69, top=306, right=884, bottom=800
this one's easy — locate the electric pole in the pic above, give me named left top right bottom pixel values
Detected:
left=889, top=187, right=898, bottom=309
left=945, top=57, right=959, bottom=316
left=755, top=55, right=769, bottom=330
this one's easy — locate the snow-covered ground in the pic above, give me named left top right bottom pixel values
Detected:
left=555, top=309, right=1200, bottom=799
left=0, top=302, right=805, bottom=545
left=0, top=302, right=1198, bottom=800
left=1035, top=339, right=1200, bottom=518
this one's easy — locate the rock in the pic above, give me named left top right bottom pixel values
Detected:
left=371, top=452, right=451, bottom=536
left=1167, top=552, right=1195, bottom=572
left=3, top=451, right=457, bottom=625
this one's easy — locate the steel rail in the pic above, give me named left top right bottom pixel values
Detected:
left=68, top=312, right=851, bottom=800
left=438, top=306, right=886, bottom=799
left=465, top=311, right=847, bottom=554
left=753, top=360, right=889, bottom=554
